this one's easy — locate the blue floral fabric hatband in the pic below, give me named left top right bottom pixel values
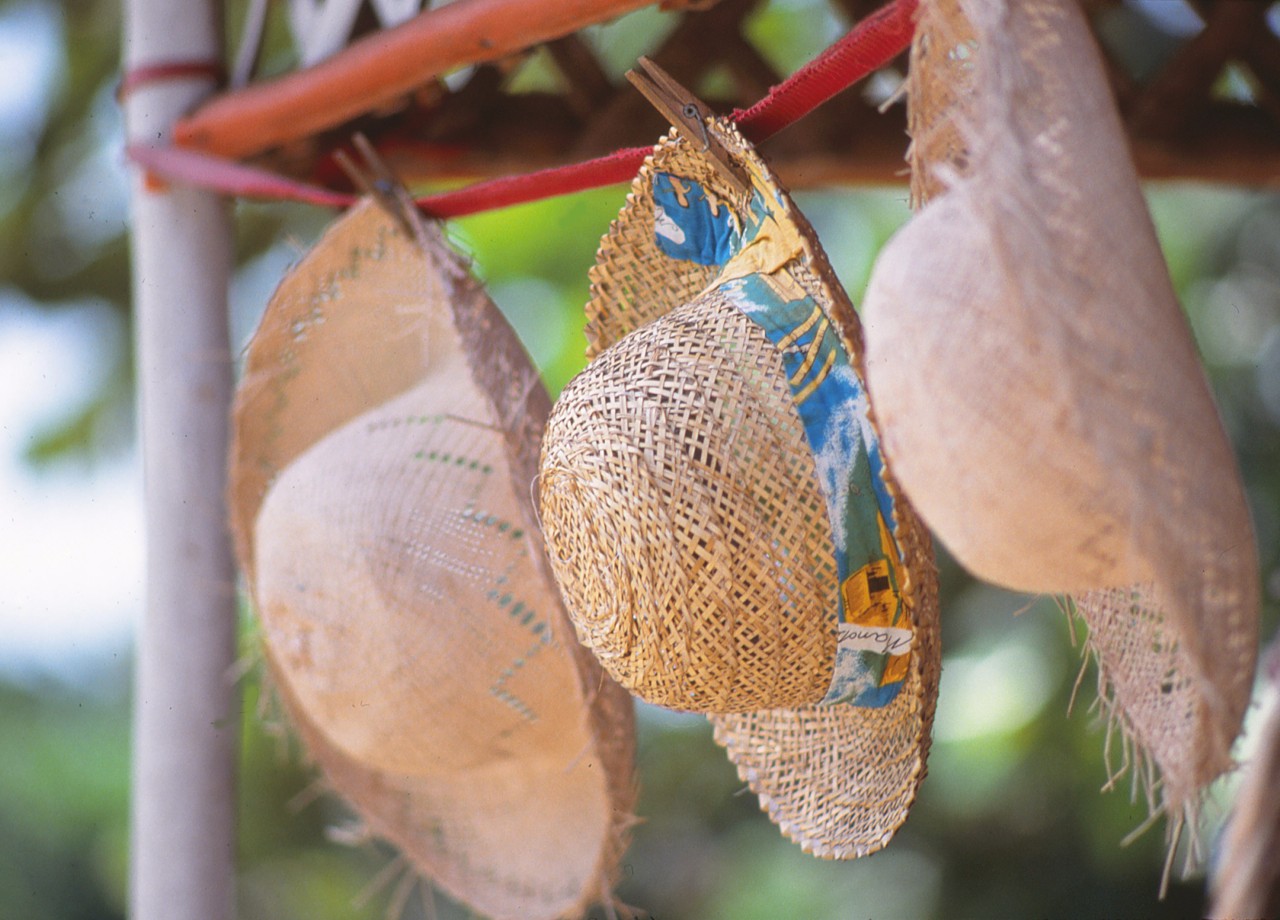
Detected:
left=652, top=171, right=911, bottom=708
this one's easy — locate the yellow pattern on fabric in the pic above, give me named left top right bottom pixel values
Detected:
left=841, top=560, right=897, bottom=629
left=759, top=268, right=809, bottom=305
left=793, top=348, right=837, bottom=403
left=710, top=172, right=807, bottom=290
left=775, top=303, right=825, bottom=350
left=838, top=513, right=911, bottom=688
left=667, top=176, right=691, bottom=208
left=789, top=320, right=833, bottom=388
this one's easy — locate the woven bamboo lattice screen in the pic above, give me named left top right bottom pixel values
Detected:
left=167, top=0, right=1279, bottom=193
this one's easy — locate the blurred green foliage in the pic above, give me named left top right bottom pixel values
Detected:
left=0, top=676, right=129, bottom=920
left=1, top=0, right=1278, bottom=918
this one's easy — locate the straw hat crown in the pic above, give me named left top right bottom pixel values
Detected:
left=539, top=121, right=940, bottom=858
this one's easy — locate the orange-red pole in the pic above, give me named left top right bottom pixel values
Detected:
left=175, top=0, right=654, bottom=159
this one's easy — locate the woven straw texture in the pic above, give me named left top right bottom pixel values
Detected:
left=863, top=0, right=1258, bottom=821
left=540, top=123, right=940, bottom=858
left=543, top=291, right=838, bottom=712
left=904, top=0, right=976, bottom=206
left=711, top=490, right=939, bottom=858
left=229, top=198, right=635, bottom=920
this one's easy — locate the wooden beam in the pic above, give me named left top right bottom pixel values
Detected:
left=174, top=0, right=655, bottom=160
left=251, top=91, right=1278, bottom=193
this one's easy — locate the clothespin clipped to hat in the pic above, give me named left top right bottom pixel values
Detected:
left=333, top=133, right=425, bottom=243
left=626, top=57, right=752, bottom=200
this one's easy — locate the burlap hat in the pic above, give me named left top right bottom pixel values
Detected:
left=538, top=120, right=941, bottom=858
left=228, top=196, right=636, bottom=920
left=861, top=0, right=1258, bottom=840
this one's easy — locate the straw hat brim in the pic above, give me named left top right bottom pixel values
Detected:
left=575, top=125, right=941, bottom=857
left=229, top=198, right=635, bottom=919
left=865, top=0, right=1258, bottom=818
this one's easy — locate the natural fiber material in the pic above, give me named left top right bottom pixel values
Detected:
left=904, top=0, right=975, bottom=206
left=863, top=0, right=1258, bottom=822
left=229, top=198, right=635, bottom=920
left=543, top=293, right=838, bottom=712
left=1071, top=586, right=1219, bottom=811
left=540, top=123, right=940, bottom=857
left=712, top=491, right=939, bottom=858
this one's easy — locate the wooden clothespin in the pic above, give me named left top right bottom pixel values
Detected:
left=626, top=56, right=752, bottom=200
left=334, top=133, right=429, bottom=246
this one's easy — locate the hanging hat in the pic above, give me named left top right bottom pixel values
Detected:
left=228, top=197, right=636, bottom=920
left=538, top=109, right=941, bottom=857
left=861, top=0, right=1258, bottom=831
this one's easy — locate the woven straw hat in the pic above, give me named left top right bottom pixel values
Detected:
left=862, top=0, right=1258, bottom=832
left=538, top=121, right=940, bottom=857
left=228, top=197, right=636, bottom=920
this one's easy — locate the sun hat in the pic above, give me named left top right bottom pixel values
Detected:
left=861, top=0, right=1258, bottom=836
left=537, top=115, right=941, bottom=857
left=228, top=196, right=636, bottom=920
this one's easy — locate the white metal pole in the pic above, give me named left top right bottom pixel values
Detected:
left=122, top=1, right=238, bottom=917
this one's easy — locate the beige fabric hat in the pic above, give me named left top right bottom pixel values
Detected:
left=228, top=197, right=636, bottom=920
left=862, top=0, right=1258, bottom=842
left=538, top=122, right=941, bottom=858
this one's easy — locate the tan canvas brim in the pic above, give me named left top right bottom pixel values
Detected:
left=229, top=198, right=635, bottom=919
left=865, top=0, right=1258, bottom=820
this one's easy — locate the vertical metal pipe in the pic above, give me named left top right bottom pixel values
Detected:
left=122, top=2, right=238, bottom=917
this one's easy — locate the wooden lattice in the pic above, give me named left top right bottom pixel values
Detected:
left=175, top=0, right=1280, bottom=190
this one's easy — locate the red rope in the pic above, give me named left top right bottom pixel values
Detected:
left=127, top=0, right=916, bottom=217
left=127, top=144, right=351, bottom=207
left=118, top=60, right=226, bottom=100
left=421, top=146, right=650, bottom=217
left=734, top=0, right=917, bottom=139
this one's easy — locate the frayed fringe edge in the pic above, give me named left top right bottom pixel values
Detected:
left=1056, top=595, right=1208, bottom=899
